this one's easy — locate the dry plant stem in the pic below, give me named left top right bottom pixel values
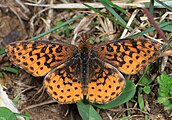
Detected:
left=113, top=108, right=150, bottom=119
left=143, top=8, right=168, bottom=42
left=144, top=101, right=150, bottom=112
left=163, top=50, right=172, bottom=55
left=29, top=7, right=50, bottom=36
left=96, top=16, right=107, bottom=36
left=41, top=18, right=51, bottom=39
left=124, top=108, right=150, bottom=115
left=120, top=9, right=140, bottom=38
left=55, top=11, right=75, bottom=21
left=60, top=0, right=68, bottom=4
left=0, top=4, right=7, bottom=8
left=72, top=14, right=97, bottom=45
left=161, top=56, right=168, bottom=72
left=15, top=0, right=30, bottom=13
left=48, top=0, right=54, bottom=21
left=151, top=72, right=159, bottom=84
left=107, top=107, right=124, bottom=112
left=160, top=12, right=172, bottom=22
left=21, top=100, right=57, bottom=113
left=106, top=111, right=113, bottom=120
left=44, top=0, right=54, bottom=39
left=127, top=115, right=145, bottom=119
left=64, top=105, right=69, bottom=117
left=97, top=16, right=115, bottom=40
left=23, top=2, right=149, bottom=9
left=15, top=86, right=36, bottom=99
left=143, top=35, right=163, bottom=44
left=30, top=86, right=45, bottom=102
left=0, top=54, right=6, bottom=63
left=8, top=5, right=26, bottom=33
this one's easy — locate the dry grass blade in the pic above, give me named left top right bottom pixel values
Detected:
left=29, top=7, right=50, bottom=37
left=97, top=15, right=115, bottom=40
left=72, top=14, right=97, bottom=44
left=24, top=1, right=172, bottom=9
left=7, top=2, right=26, bottom=32
left=121, top=9, right=140, bottom=38
left=160, top=12, right=172, bottom=22
left=0, top=4, right=7, bottom=8
left=15, top=0, right=30, bottom=13
left=161, top=56, right=168, bottom=72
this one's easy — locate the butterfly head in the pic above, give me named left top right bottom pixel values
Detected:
left=78, top=33, right=91, bottom=50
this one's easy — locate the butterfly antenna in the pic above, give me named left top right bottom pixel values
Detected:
left=80, top=33, right=89, bottom=43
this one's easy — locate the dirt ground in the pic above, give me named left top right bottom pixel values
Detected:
left=0, top=0, right=172, bottom=120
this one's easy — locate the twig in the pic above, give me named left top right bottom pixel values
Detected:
left=21, top=100, right=57, bottom=112
left=15, top=86, right=36, bottom=98
left=143, top=8, right=168, bottom=42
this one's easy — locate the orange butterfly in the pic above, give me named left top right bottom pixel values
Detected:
left=6, top=37, right=161, bottom=104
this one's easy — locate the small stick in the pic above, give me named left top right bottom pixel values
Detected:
left=143, top=8, right=168, bottom=42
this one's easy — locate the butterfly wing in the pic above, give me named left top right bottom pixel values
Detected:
left=93, top=38, right=162, bottom=74
left=87, top=57, right=125, bottom=104
left=6, top=40, right=77, bottom=77
left=44, top=56, right=83, bottom=104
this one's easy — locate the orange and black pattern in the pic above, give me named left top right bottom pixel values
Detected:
left=6, top=38, right=162, bottom=104
left=6, top=40, right=77, bottom=77
left=94, top=38, right=161, bottom=74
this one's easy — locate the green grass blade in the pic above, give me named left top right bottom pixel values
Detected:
left=0, top=47, right=5, bottom=55
left=129, top=21, right=172, bottom=39
left=29, top=14, right=84, bottom=40
left=149, top=0, right=154, bottom=16
left=155, top=0, right=172, bottom=11
left=99, top=0, right=127, bottom=14
left=138, top=65, right=151, bottom=85
left=99, top=0, right=127, bottom=27
left=0, top=73, right=3, bottom=78
left=83, top=4, right=125, bottom=28
left=1, top=67, right=18, bottom=74
left=138, top=93, right=144, bottom=110
left=161, top=36, right=172, bottom=51
left=161, top=25, right=172, bottom=32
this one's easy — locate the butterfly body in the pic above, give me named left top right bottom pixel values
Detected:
left=6, top=38, right=161, bottom=104
left=79, top=42, right=90, bottom=95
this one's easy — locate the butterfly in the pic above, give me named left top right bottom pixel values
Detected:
left=6, top=36, right=161, bottom=104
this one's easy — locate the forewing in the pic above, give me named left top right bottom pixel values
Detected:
left=44, top=57, right=83, bottom=104
left=93, top=38, right=162, bottom=74
left=87, top=58, right=125, bottom=104
left=6, top=40, right=77, bottom=77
